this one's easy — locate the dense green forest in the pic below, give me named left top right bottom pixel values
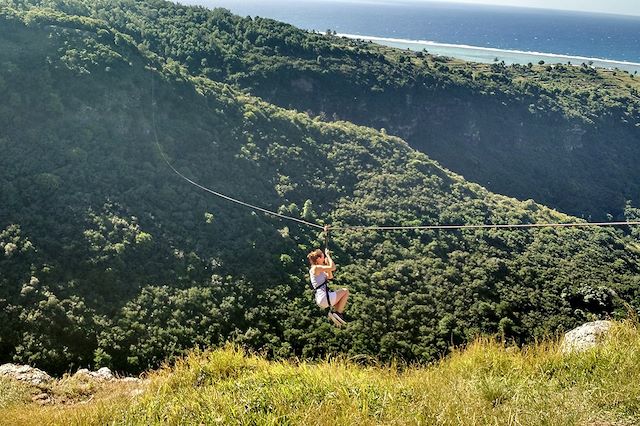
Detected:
left=1, top=2, right=640, bottom=375
left=5, top=0, right=639, bottom=219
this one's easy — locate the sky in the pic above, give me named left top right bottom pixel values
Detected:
left=412, top=0, right=640, bottom=16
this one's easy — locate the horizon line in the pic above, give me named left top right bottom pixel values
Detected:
left=286, top=0, right=640, bottom=18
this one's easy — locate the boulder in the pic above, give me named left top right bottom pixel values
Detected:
left=0, top=363, right=53, bottom=387
left=95, top=367, right=114, bottom=380
left=72, top=366, right=114, bottom=381
left=561, top=320, right=613, bottom=353
left=73, top=368, right=93, bottom=378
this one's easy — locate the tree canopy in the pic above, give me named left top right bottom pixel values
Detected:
left=1, top=2, right=640, bottom=375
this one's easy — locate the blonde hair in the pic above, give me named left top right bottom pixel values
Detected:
left=307, top=249, right=324, bottom=266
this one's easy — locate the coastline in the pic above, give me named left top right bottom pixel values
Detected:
left=337, top=33, right=640, bottom=74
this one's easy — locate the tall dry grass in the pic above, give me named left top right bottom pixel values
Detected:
left=2, top=320, right=640, bottom=425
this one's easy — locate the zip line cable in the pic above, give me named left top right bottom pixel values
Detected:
left=149, top=70, right=640, bottom=234
left=331, top=221, right=640, bottom=232
left=150, top=72, right=324, bottom=230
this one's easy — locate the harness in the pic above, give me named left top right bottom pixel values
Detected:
left=309, top=225, right=333, bottom=311
left=310, top=272, right=331, bottom=307
left=309, top=226, right=346, bottom=327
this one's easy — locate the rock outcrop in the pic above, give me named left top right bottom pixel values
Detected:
left=0, top=363, right=145, bottom=387
left=561, top=320, right=613, bottom=353
left=73, top=367, right=115, bottom=381
left=0, top=364, right=53, bottom=388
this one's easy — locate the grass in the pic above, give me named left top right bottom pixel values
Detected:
left=2, top=321, right=640, bottom=425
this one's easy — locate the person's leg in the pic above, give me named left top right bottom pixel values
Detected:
left=332, top=288, right=349, bottom=313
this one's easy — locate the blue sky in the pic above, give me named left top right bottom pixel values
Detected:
left=415, top=0, right=640, bottom=16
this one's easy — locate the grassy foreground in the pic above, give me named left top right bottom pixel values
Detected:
left=2, top=321, right=640, bottom=425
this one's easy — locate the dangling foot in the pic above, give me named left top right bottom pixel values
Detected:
left=332, top=311, right=347, bottom=325
left=328, top=311, right=344, bottom=327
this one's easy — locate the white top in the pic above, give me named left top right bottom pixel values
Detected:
left=309, top=269, right=328, bottom=290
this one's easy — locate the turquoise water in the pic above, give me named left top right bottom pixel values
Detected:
left=181, top=0, right=640, bottom=72
left=345, top=34, right=640, bottom=73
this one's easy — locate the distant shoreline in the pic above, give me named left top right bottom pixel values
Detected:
left=337, top=33, right=640, bottom=73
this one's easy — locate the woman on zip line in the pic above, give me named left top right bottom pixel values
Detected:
left=308, top=236, right=350, bottom=327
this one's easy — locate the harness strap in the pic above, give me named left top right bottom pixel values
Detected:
left=311, top=281, right=327, bottom=291
left=324, top=283, right=332, bottom=311
left=324, top=224, right=330, bottom=253
left=310, top=282, right=332, bottom=311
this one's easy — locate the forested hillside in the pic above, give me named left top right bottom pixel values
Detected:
left=1, top=3, right=640, bottom=376
left=5, top=0, right=639, bottom=219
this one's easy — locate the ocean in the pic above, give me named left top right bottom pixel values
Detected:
left=178, top=0, right=640, bottom=72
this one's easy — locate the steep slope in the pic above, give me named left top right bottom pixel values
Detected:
left=6, top=0, right=640, bottom=219
left=1, top=7, right=639, bottom=375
